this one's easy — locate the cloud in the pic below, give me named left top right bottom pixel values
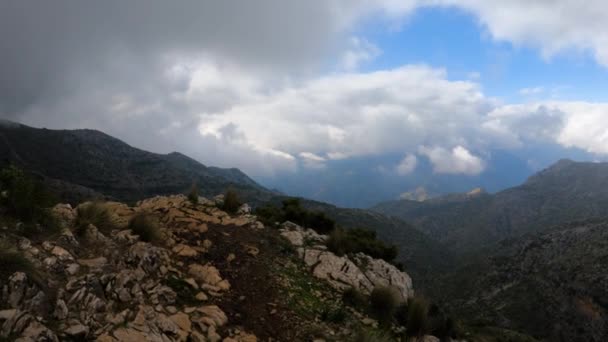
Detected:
left=299, top=152, right=327, bottom=169
left=419, top=145, right=486, bottom=175
left=396, top=154, right=418, bottom=175
left=519, top=87, right=544, bottom=96
left=3, top=0, right=608, bottom=180
left=340, top=36, right=382, bottom=71
left=434, top=0, right=608, bottom=67
left=484, top=102, right=608, bottom=155
left=198, top=64, right=491, bottom=160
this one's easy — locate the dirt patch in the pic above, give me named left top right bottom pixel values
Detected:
left=180, top=223, right=306, bottom=341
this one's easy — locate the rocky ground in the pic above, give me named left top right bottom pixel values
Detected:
left=0, top=194, right=422, bottom=341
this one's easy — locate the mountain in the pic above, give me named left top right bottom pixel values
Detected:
left=434, top=218, right=608, bottom=341
left=372, top=159, right=608, bottom=253
left=0, top=122, right=272, bottom=204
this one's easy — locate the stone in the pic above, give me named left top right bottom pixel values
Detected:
left=172, top=244, right=199, bottom=257
left=50, top=246, right=73, bottom=261
left=59, top=228, right=79, bottom=246
left=52, top=203, right=76, bottom=228
left=352, top=253, right=413, bottom=301
left=64, top=323, right=89, bottom=338
left=7, top=272, right=28, bottom=308
left=17, top=320, right=59, bottom=342
left=65, top=263, right=80, bottom=275
left=237, top=204, right=251, bottom=215
left=303, top=249, right=373, bottom=293
left=188, top=264, right=230, bottom=291
left=169, top=312, right=191, bottom=333
left=208, top=325, right=222, bottom=342
left=184, top=278, right=199, bottom=289
left=115, top=230, right=139, bottom=244
left=112, top=328, right=149, bottom=342
left=77, top=257, right=107, bottom=269
left=190, top=331, right=207, bottom=342
left=53, top=299, right=68, bottom=320
left=197, top=305, right=228, bottom=327
left=43, top=257, right=58, bottom=268
left=195, top=292, right=208, bottom=301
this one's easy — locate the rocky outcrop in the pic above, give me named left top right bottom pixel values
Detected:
left=279, top=222, right=414, bottom=301
left=0, top=195, right=262, bottom=341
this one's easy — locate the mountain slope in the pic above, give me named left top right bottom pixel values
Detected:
left=372, top=159, right=608, bottom=253
left=298, top=199, right=455, bottom=282
left=0, top=122, right=271, bottom=203
left=435, top=219, right=608, bottom=341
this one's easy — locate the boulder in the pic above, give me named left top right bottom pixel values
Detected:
left=51, top=203, right=76, bottom=228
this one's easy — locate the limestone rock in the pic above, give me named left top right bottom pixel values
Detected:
left=50, top=246, right=73, bottom=261
left=237, top=204, right=251, bottom=215
left=52, top=203, right=76, bottom=228
left=352, top=253, right=414, bottom=301
left=172, top=244, right=199, bottom=257
left=188, top=264, right=230, bottom=292
left=78, top=257, right=108, bottom=269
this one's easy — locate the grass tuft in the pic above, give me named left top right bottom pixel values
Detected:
left=74, top=202, right=117, bottom=235
left=128, top=212, right=161, bottom=243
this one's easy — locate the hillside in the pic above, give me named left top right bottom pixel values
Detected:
left=0, top=122, right=271, bottom=204
left=433, top=219, right=608, bottom=341
left=299, top=199, right=455, bottom=282
left=372, top=159, right=608, bottom=253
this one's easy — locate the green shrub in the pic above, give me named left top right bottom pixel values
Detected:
left=281, top=198, right=335, bottom=234
left=254, top=203, right=283, bottom=226
left=326, top=228, right=352, bottom=256
left=74, top=202, right=116, bottom=235
left=342, top=287, right=368, bottom=309
left=221, top=189, right=242, bottom=214
left=0, top=247, right=34, bottom=281
left=406, top=297, right=430, bottom=338
left=187, top=183, right=199, bottom=205
left=128, top=212, right=161, bottom=243
left=370, top=286, right=399, bottom=327
left=326, top=227, right=398, bottom=263
left=0, top=166, right=57, bottom=228
left=254, top=198, right=337, bottom=234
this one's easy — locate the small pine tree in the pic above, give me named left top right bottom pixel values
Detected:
left=187, top=183, right=199, bottom=205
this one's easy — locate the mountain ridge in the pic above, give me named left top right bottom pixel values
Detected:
left=372, top=158, right=608, bottom=253
left=0, top=122, right=271, bottom=204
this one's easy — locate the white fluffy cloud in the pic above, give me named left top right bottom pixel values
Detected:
left=419, top=145, right=486, bottom=175
left=198, top=64, right=490, bottom=160
left=434, top=0, right=608, bottom=66
left=484, top=102, right=608, bottom=155
left=396, top=154, right=418, bottom=175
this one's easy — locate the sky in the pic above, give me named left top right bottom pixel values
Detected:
left=2, top=1, right=608, bottom=206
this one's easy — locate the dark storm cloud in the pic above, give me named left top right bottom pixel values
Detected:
left=0, top=0, right=344, bottom=116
